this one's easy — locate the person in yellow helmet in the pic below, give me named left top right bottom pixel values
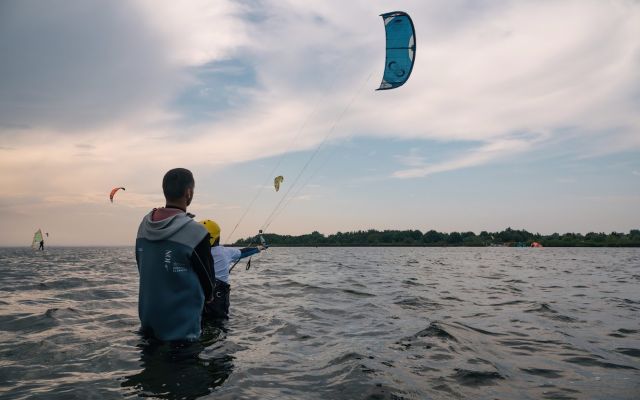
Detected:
left=200, top=219, right=266, bottom=319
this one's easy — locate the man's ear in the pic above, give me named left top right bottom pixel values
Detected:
left=186, top=187, right=194, bottom=205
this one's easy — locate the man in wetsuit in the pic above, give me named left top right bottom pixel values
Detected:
left=135, top=168, right=215, bottom=341
left=200, top=219, right=265, bottom=319
left=38, top=239, right=44, bottom=251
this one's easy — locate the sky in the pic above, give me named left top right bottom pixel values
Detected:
left=1, top=0, right=639, bottom=246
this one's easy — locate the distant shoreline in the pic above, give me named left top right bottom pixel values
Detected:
left=233, top=228, right=640, bottom=247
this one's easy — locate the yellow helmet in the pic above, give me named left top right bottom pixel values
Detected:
left=200, top=219, right=221, bottom=246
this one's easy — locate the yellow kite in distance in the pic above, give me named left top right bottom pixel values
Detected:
left=274, top=176, right=284, bottom=192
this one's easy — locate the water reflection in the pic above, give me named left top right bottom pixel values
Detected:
left=122, top=321, right=233, bottom=400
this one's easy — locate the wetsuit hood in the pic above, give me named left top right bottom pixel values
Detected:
left=138, top=210, right=193, bottom=242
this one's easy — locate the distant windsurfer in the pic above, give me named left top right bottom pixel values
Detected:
left=135, top=168, right=215, bottom=342
left=38, top=239, right=44, bottom=251
left=200, top=220, right=266, bottom=320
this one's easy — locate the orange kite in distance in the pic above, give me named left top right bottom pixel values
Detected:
left=110, top=187, right=125, bottom=203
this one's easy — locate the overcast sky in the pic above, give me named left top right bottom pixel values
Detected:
left=1, top=0, right=639, bottom=246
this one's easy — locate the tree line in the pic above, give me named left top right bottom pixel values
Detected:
left=233, top=228, right=640, bottom=247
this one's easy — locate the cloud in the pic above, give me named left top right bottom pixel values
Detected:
left=394, top=148, right=427, bottom=168
left=393, top=136, right=538, bottom=178
left=1, top=0, right=640, bottom=243
left=2, top=1, right=638, bottom=184
left=555, top=177, right=577, bottom=183
left=0, top=189, right=163, bottom=211
left=292, top=194, right=312, bottom=201
left=3, top=1, right=638, bottom=153
left=0, top=0, right=247, bottom=132
left=583, top=194, right=640, bottom=203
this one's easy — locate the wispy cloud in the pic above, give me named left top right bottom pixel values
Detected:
left=583, top=194, right=640, bottom=203
left=555, top=177, right=577, bottom=183
left=394, top=148, right=427, bottom=168
left=1, top=191, right=164, bottom=210
left=393, top=136, right=540, bottom=178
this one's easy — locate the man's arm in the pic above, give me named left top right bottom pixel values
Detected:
left=191, top=235, right=215, bottom=302
left=239, top=247, right=261, bottom=259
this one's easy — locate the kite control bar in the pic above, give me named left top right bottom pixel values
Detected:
left=229, top=230, right=268, bottom=273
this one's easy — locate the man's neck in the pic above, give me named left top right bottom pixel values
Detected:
left=165, top=203, right=186, bottom=212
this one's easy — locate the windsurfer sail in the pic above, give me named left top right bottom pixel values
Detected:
left=32, top=229, right=43, bottom=250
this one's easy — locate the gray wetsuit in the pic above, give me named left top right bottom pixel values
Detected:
left=136, top=210, right=215, bottom=341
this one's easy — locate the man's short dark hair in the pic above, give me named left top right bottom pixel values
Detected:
left=162, top=168, right=194, bottom=201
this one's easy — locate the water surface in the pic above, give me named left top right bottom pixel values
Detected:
left=0, top=247, right=638, bottom=399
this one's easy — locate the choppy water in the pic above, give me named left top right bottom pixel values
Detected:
left=0, top=247, right=638, bottom=399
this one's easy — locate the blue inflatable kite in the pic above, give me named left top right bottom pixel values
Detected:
left=378, top=11, right=416, bottom=90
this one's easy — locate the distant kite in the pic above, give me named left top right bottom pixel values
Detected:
left=378, top=11, right=416, bottom=90
left=274, top=176, right=284, bottom=192
left=110, top=187, right=125, bottom=203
